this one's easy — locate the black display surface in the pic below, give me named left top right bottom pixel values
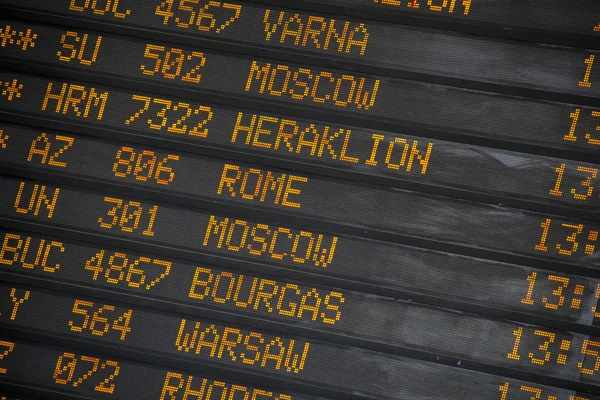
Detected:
left=2, top=1, right=600, bottom=399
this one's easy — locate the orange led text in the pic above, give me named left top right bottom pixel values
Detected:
left=69, top=0, right=130, bottom=18
left=57, top=31, right=103, bottom=66
left=0, top=233, right=64, bottom=272
left=372, top=0, right=472, bottom=14
left=203, top=215, right=337, bottom=267
left=263, top=10, right=369, bottom=55
left=126, top=95, right=213, bottom=137
left=69, top=299, right=132, bottom=340
left=161, top=371, right=292, bottom=400
left=53, top=352, right=120, bottom=393
left=98, top=197, right=159, bottom=236
left=14, top=181, right=60, bottom=219
left=42, top=82, right=108, bottom=121
left=0, top=287, right=30, bottom=321
left=175, top=319, right=310, bottom=374
left=245, top=61, right=379, bottom=110
left=113, top=146, right=179, bottom=185
left=218, top=164, right=307, bottom=208
left=27, top=132, right=74, bottom=168
left=189, top=267, right=344, bottom=324
left=232, top=112, right=433, bottom=174
left=85, top=249, right=171, bottom=290
left=155, top=0, right=241, bottom=33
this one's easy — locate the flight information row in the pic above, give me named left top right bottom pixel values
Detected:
left=0, top=5, right=598, bottom=99
left=4, top=282, right=600, bottom=397
left=1, top=224, right=600, bottom=332
left=4, top=335, right=600, bottom=400
left=1, top=0, right=599, bottom=48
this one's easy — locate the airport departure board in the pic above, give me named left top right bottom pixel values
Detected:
left=0, top=1, right=599, bottom=400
